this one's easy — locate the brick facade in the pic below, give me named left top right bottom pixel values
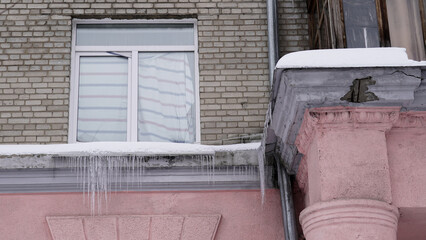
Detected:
left=277, top=0, right=310, bottom=56
left=0, top=0, right=309, bottom=145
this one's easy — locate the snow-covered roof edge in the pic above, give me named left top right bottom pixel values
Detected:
left=276, top=48, right=426, bottom=69
left=0, top=142, right=261, bottom=156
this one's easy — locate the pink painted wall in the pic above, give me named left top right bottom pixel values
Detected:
left=387, top=127, right=426, bottom=240
left=0, top=189, right=284, bottom=240
left=387, top=127, right=426, bottom=207
left=295, top=107, right=426, bottom=240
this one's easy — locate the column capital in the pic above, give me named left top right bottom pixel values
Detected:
left=300, top=199, right=399, bottom=240
left=266, top=66, right=423, bottom=173
left=393, top=112, right=426, bottom=128
left=295, top=106, right=400, bottom=155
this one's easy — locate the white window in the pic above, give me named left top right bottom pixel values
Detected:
left=69, top=19, right=200, bottom=143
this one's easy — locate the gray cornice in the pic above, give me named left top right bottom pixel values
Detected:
left=0, top=149, right=272, bottom=193
left=0, top=149, right=259, bottom=169
left=267, top=66, right=425, bottom=174
left=0, top=166, right=273, bottom=193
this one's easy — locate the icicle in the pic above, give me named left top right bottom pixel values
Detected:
left=211, top=155, right=215, bottom=184
left=67, top=153, right=217, bottom=215
left=258, top=102, right=272, bottom=204
left=363, top=27, right=368, bottom=48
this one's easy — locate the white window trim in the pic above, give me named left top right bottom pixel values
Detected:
left=68, top=18, right=200, bottom=143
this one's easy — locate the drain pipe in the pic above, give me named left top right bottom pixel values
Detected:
left=275, top=153, right=298, bottom=240
left=268, top=0, right=295, bottom=238
left=267, top=0, right=279, bottom=85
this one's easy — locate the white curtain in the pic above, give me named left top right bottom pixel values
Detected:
left=77, top=56, right=128, bottom=142
left=137, top=52, right=195, bottom=143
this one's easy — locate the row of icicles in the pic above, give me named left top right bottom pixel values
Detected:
left=58, top=155, right=262, bottom=215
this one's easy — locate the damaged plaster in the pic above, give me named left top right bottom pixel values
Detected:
left=341, top=77, right=379, bottom=103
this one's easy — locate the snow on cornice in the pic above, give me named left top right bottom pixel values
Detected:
left=276, top=48, right=426, bottom=69
left=0, top=142, right=260, bottom=156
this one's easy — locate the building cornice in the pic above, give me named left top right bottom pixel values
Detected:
left=0, top=148, right=272, bottom=193
left=267, top=66, right=425, bottom=174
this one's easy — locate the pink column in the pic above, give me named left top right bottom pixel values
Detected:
left=295, top=107, right=400, bottom=240
left=300, top=199, right=399, bottom=240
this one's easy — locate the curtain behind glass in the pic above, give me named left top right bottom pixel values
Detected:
left=386, top=0, right=426, bottom=60
left=77, top=56, right=128, bottom=142
left=138, top=52, right=195, bottom=143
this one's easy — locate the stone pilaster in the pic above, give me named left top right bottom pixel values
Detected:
left=295, top=106, right=401, bottom=240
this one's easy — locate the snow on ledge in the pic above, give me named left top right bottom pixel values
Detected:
left=276, top=48, right=426, bottom=69
left=210, top=142, right=260, bottom=152
left=0, top=142, right=261, bottom=156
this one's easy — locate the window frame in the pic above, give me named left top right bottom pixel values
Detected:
left=69, top=19, right=200, bottom=143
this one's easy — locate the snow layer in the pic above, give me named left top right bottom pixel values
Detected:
left=276, top=48, right=426, bottom=69
left=0, top=142, right=260, bottom=156
left=210, top=142, right=260, bottom=152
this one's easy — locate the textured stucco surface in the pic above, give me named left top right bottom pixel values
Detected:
left=314, top=128, right=392, bottom=203
left=397, top=208, right=426, bottom=240
left=0, top=189, right=284, bottom=240
left=387, top=127, right=426, bottom=239
left=387, top=127, right=426, bottom=207
left=295, top=107, right=426, bottom=240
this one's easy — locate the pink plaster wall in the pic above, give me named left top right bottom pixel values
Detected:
left=305, top=136, right=320, bottom=206
left=295, top=107, right=426, bottom=240
left=387, top=127, right=426, bottom=207
left=387, top=127, right=426, bottom=240
left=0, top=189, right=284, bottom=240
left=304, top=127, right=392, bottom=205
left=315, top=128, right=392, bottom=203
left=296, top=107, right=395, bottom=206
left=396, top=208, right=426, bottom=240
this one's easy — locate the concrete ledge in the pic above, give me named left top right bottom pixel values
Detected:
left=0, top=149, right=258, bottom=169
left=0, top=144, right=270, bottom=193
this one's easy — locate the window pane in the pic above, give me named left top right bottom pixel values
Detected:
left=343, top=0, right=380, bottom=48
left=77, top=56, right=128, bottom=142
left=138, top=52, right=196, bottom=143
left=76, top=24, right=194, bottom=46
